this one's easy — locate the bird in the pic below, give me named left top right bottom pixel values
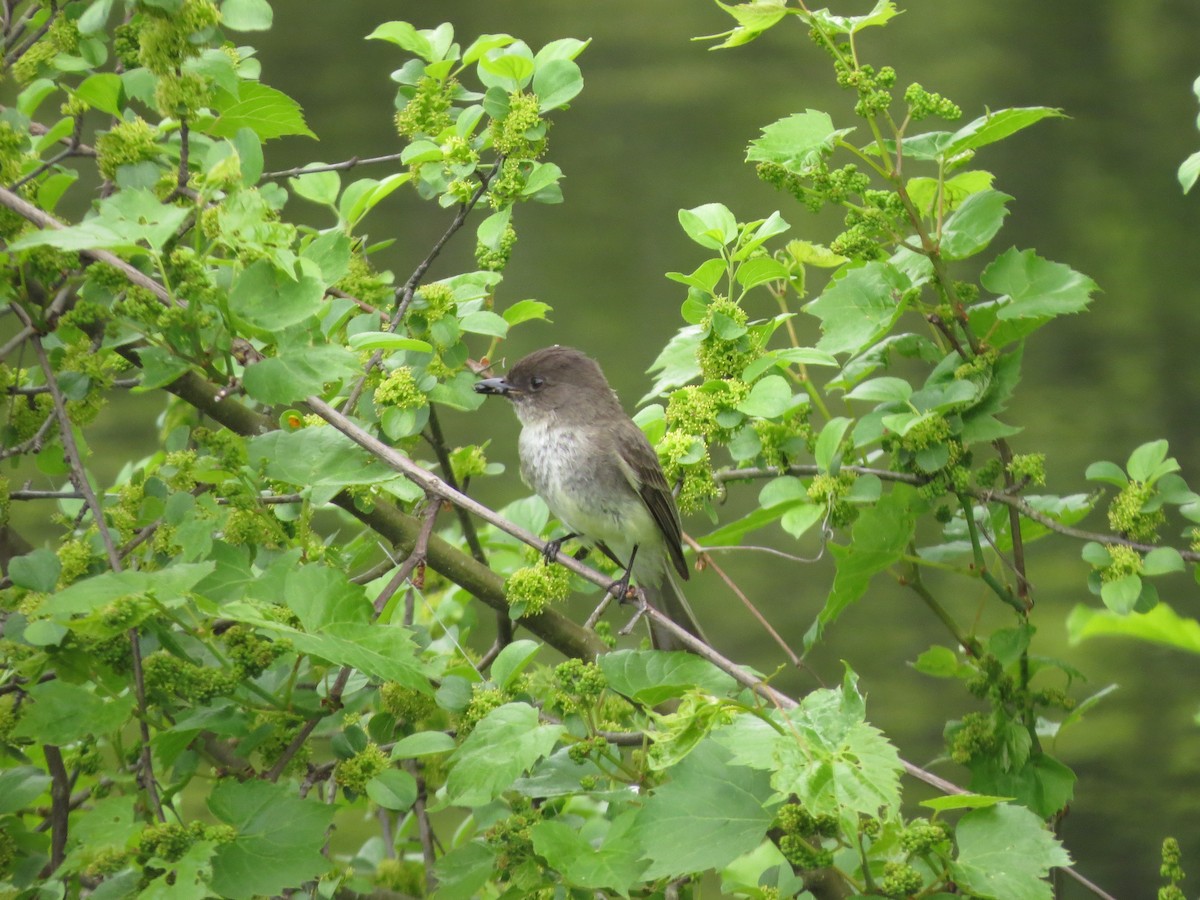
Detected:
left=474, top=345, right=704, bottom=650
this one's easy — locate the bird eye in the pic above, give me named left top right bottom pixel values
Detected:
left=529, top=376, right=545, bottom=390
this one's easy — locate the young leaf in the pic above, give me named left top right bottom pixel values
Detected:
left=982, top=248, right=1098, bottom=321
left=446, top=703, right=563, bottom=806
left=939, top=190, right=1011, bottom=260
left=807, top=261, right=910, bottom=355
left=950, top=804, right=1072, bottom=900
left=746, top=110, right=854, bottom=174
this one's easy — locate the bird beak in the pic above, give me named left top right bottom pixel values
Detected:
left=473, top=376, right=515, bottom=396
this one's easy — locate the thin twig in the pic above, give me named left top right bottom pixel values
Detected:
left=683, top=533, right=802, bottom=667
left=42, top=744, right=69, bottom=873
left=20, top=322, right=165, bottom=823
left=261, top=152, right=406, bottom=180
left=340, top=159, right=502, bottom=413
left=404, top=760, right=438, bottom=895
left=373, top=497, right=439, bottom=616
left=266, top=666, right=353, bottom=784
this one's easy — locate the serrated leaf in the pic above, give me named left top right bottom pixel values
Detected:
left=807, top=261, right=910, bottom=355
left=808, top=487, right=916, bottom=647
left=242, top=345, right=361, bottom=404
left=746, top=110, right=853, bottom=174
left=600, top=649, right=737, bottom=706
left=446, top=703, right=563, bottom=806
left=531, top=813, right=646, bottom=893
left=982, top=248, right=1097, bottom=321
left=635, top=739, right=773, bottom=880
left=942, top=107, right=1067, bottom=159
left=950, top=804, right=1071, bottom=900
left=228, top=259, right=324, bottom=332
left=12, top=680, right=137, bottom=744
left=1067, top=601, right=1200, bottom=654
left=210, top=82, right=315, bottom=140
left=208, top=780, right=336, bottom=900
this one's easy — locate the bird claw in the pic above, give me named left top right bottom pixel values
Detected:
left=608, top=571, right=635, bottom=601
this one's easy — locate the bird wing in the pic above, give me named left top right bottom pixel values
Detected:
left=615, top=426, right=690, bottom=581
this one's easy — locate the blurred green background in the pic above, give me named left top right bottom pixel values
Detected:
left=36, top=0, right=1200, bottom=894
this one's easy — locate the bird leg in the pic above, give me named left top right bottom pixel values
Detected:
left=608, top=545, right=639, bottom=601
left=541, top=532, right=578, bottom=565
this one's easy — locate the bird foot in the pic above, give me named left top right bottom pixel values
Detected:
left=541, top=532, right=578, bottom=566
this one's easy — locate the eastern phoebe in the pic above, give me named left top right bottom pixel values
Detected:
left=474, top=345, right=703, bottom=650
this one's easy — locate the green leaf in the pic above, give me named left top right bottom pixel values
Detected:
left=346, top=332, right=433, bottom=353
left=635, top=739, right=774, bottom=880
left=1178, top=150, right=1200, bottom=194
left=432, top=841, right=496, bottom=900
left=208, top=780, right=336, bottom=900
left=1100, top=573, right=1142, bottom=614
left=289, top=165, right=340, bottom=205
left=75, top=72, right=123, bottom=116
left=809, top=0, right=898, bottom=34
left=459, top=310, right=509, bottom=337
left=392, top=731, right=457, bottom=758
left=220, top=0, right=272, bottom=30
left=1067, top=602, right=1200, bottom=654
left=742, top=346, right=839, bottom=381
left=981, top=248, right=1097, bottom=320
left=45, top=563, right=214, bottom=618
left=501, top=298, right=552, bottom=325
left=489, top=639, right=541, bottom=689
left=1142, top=546, right=1185, bottom=576
left=678, top=202, right=738, bottom=249
left=746, top=110, right=854, bottom=174
left=735, top=374, right=793, bottom=418
left=8, top=548, right=60, bottom=592
left=920, top=793, right=1012, bottom=812
left=446, top=703, right=563, bottom=806
left=939, top=190, right=1011, bottom=260
left=809, top=486, right=916, bottom=646
left=950, top=804, right=1071, bottom=900
left=247, top=426, right=412, bottom=503
left=12, top=680, right=136, bottom=744
left=533, top=58, right=583, bottom=111
left=531, top=813, right=647, bottom=893
left=366, top=21, right=433, bottom=58
left=462, top=33, right=515, bottom=66
left=844, top=376, right=912, bottom=404
left=600, top=649, right=737, bottom=706
left=942, top=107, right=1067, bottom=159
left=734, top=255, right=789, bottom=289
left=814, top=416, right=852, bottom=471
left=1084, top=460, right=1127, bottom=487
left=210, top=81, right=315, bottom=140
left=8, top=189, right=187, bottom=254
left=366, top=768, right=417, bottom=811
left=242, top=345, right=361, bottom=404
left=228, top=259, right=325, bottom=332
left=1126, top=439, right=1176, bottom=484
left=0, top=767, right=52, bottom=814
left=807, top=261, right=910, bottom=355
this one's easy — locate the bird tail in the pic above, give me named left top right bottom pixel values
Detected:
left=643, top=572, right=706, bottom=651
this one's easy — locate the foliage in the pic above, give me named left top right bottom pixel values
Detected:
left=0, top=0, right=1195, bottom=898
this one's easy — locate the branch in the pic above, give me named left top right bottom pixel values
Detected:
left=0, top=186, right=178, bottom=308
left=42, top=744, right=69, bottom=873
left=716, top=464, right=1200, bottom=563
left=260, top=152, right=406, bottom=180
